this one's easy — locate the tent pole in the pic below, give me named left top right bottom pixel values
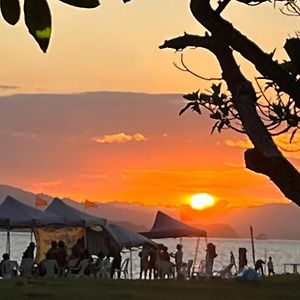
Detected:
left=84, top=227, right=87, bottom=249
left=250, top=225, right=256, bottom=266
left=129, top=248, right=133, bottom=279
left=193, top=237, right=200, bottom=275
left=6, top=228, right=10, bottom=256
left=30, top=227, right=34, bottom=242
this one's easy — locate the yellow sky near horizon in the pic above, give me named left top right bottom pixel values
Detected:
left=0, top=0, right=298, bottom=95
left=0, top=1, right=298, bottom=213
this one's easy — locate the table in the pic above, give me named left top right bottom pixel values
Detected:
left=283, top=263, right=300, bottom=274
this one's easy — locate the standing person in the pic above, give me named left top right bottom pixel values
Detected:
left=205, top=243, right=217, bottom=276
left=139, top=244, right=149, bottom=279
left=22, top=242, right=35, bottom=259
left=255, top=259, right=265, bottom=276
left=171, top=244, right=183, bottom=275
left=110, top=251, right=122, bottom=279
left=230, top=251, right=237, bottom=273
left=56, top=240, right=68, bottom=276
left=148, top=247, right=157, bottom=280
left=238, top=248, right=248, bottom=272
left=46, top=241, right=59, bottom=260
left=20, top=242, right=35, bottom=277
left=267, top=256, right=275, bottom=276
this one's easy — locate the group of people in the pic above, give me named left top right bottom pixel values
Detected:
left=139, top=243, right=186, bottom=280
left=254, top=257, right=275, bottom=276
left=0, top=239, right=277, bottom=280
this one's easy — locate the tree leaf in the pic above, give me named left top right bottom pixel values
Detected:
left=58, top=0, right=100, bottom=9
left=183, top=91, right=199, bottom=101
left=210, top=112, right=221, bottom=120
left=210, top=122, right=219, bottom=135
left=192, top=103, right=201, bottom=115
left=217, top=120, right=225, bottom=132
left=24, top=0, right=51, bottom=53
left=199, top=93, right=211, bottom=103
left=211, top=83, right=221, bottom=95
left=0, top=0, right=20, bottom=25
left=179, top=102, right=194, bottom=115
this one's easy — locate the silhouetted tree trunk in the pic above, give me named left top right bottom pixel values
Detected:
left=160, top=0, right=300, bottom=205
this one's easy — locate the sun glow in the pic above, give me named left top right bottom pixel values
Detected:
left=190, top=193, right=215, bottom=210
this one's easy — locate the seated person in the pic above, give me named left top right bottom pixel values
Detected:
left=0, top=253, right=18, bottom=278
left=40, top=252, right=58, bottom=277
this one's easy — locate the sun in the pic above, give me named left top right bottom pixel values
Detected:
left=190, top=193, right=215, bottom=210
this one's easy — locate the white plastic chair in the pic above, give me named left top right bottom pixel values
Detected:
left=119, top=258, right=129, bottom=279
left=186, top=259, right=193, bottom=278
left=68, top=259, right=90, bottom=278
left=95, top=258, right=111, bottom=279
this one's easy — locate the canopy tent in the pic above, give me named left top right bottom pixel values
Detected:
left=0, top=196, right=65, bottom=255
left=0, top=196, right=64, bottom=229
left=46, top=198, right=106, bottom=227
left=141, top=211, right=206, bottom=239
left=141, top=211, right=207, bottom=276
left=87, top=223, right=156, bottom=279
left=105, top=223, right=156, bottom=249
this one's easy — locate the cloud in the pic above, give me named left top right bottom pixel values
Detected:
left=225, top=138, right=253, bottom=149
left=92, top=133, right=147, bottom=144
left=225, top=135, right=300, bottom=159
left=0, top=85, right=18, bottom=90
left=0, top=130, right=38, bottom=139
left=31, top=180, right=63, bottom=191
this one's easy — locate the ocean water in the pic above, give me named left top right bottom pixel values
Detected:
left=2, top=232, right=300, bottom=279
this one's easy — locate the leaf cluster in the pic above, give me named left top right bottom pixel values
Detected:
left=180, top=83, right=243, bottom=134
left=0, top=0, right=129, bottom=52
left=256, top=79, right=300, bottom=142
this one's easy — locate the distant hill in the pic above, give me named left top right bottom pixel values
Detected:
left=201, top=224, right=239, bottom=238
left=1, top=184, right=300, bottom=239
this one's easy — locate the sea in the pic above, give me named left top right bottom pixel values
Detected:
left=2, top=232, right=300, bottom=279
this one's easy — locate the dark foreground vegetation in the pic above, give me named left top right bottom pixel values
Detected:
left=1, top=275, right=299, bottom=300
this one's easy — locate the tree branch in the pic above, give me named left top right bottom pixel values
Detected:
left=190, top=0, right=300, bottom=106
left=161, top=32, right=300, bottom=205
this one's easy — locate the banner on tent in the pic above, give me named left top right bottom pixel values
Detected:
left=34, top=227, right=85, bottom=262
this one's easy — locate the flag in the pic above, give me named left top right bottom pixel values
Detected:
left=35, top=195, right=48, bottom=207
left=84, top=199, right=98, bottom=208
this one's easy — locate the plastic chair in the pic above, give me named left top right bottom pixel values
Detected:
left=113, top=257, right=130, bottom=279
left=68, top=259, right=90, bottom=278
left=186, top=259, right=193, bottom=278
left=95, top=258, right=111, bottom=279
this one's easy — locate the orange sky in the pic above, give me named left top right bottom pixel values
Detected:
left=0, top=1, right=298, bottom=210
left=0, top=92, right=296, bottom=210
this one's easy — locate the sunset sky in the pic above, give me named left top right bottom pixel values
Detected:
left=0, top=0, right=298, bottom=211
